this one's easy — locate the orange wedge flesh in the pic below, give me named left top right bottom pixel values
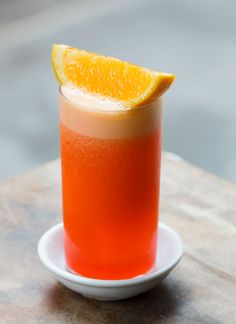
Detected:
left=52, top=44, right=175, bottom=107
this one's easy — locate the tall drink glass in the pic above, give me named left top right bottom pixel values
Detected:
left=60, top=85, right=162, bottom=279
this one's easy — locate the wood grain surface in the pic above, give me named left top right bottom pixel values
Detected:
left=0, top=152, right=235, bottom=323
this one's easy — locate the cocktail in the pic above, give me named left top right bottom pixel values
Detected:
left=52, top=45, right=175, bottom=279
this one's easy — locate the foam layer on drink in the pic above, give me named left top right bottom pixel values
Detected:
left=60, top=84, right=162, bottom=139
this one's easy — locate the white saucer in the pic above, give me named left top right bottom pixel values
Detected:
left=38, top=222, right=183, bottom=301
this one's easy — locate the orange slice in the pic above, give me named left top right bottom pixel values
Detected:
left=52, top=44, right=175, bottom=107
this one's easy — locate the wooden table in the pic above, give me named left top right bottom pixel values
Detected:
left=0, top=152, right=235, bottom=323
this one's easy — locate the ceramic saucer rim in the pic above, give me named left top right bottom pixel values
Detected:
left=38, top=222, right=183, bottom=288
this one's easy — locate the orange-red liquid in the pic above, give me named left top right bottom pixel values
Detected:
left=61, top=122, right=161, bottom=279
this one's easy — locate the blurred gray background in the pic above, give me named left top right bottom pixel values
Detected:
left=0, top=0, right=236, bottom=181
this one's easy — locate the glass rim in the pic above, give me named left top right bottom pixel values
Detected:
left=59, top=85, right=162, bottom=113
